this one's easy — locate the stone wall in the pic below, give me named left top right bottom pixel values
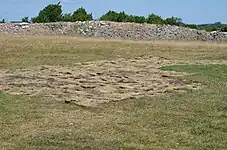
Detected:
left=0, top=21, right=226, bottom=41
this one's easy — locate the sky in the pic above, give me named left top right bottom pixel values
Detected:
left=0, top=0, right=226, bottom=24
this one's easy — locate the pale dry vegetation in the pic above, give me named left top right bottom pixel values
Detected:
left=0, top=35, right=227, bottom=150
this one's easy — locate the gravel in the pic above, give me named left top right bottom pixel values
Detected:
left=0, top=21, right=226, bottom=41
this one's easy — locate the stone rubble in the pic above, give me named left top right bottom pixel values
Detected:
left=0, top=21, right=226, bottom=41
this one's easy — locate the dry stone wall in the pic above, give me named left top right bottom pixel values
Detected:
left=0, top=21, right=226, bottom=41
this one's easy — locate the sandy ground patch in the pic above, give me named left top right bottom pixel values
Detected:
left=0, top=56, right=200, bottom=107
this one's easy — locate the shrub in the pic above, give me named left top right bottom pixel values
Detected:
left=221, top=26, right=227, bottom=32
left=71, top=7, right=93, bottom=21
left=61, top=13, right=72, bottom=22
left=164, top=17, right=182, bottom=26
left=99, top=10, right=122, bottom=22
left=147, top=13, right=164, bottom=24
left=31, top=2, right=62, bottom=23
left=22, top=17, right=29, bottom=22
left=131, top=16, right=146, bottom=23
left=184, top=24, right=199, bottom=29
left=0, top=19, right=5, bottom=23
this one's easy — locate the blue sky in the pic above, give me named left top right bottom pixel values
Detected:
left=0, top=0, right=226, bottom=24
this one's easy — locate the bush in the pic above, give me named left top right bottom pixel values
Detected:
left=221, top=26, right=227, bottom=32
left=99, top=10, right=122, bottom=22
left=205, top=26, right=218, bottom=32
left=125, top=15, right=135, bottom=22
left=31, top=2, right=62, bottom=23
left=117, top=11, right=129, bottom=22
left=100, top=11, right=146, bottom=23
left=184, top=24, right=199, bottom=29
left=164, top=17, right=182, bottom=26
left=22, top=17, right=29, bottom=22
left=71, top=7, right=93, bottom=21
left=0, top=19, right=5, bottom=23
left=129, top=15, right=146, bottom=23
left=61, top=13, right=72, bottom=22
left=147, top=13, right=164, bottom=24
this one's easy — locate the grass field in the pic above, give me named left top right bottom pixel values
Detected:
left=0, top=35, right=227, bottom=150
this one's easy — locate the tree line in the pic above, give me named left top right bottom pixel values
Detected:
left=29, top=3, right=190, bottom=27
left=1, top=2, right=227, bottom=32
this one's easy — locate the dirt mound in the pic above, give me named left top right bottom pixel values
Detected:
left=0, top=57, right=199, bottom=107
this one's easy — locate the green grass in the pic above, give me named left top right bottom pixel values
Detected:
left=160, top=64, right=227, bottom=83
left=1, top=35, right=227, bottom=150
left=2, top=84, right=227, bottom=150
left=1, top=68, right=227, bottom=150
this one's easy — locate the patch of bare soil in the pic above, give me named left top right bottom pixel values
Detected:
left=0, top=56, right=200, bottom=107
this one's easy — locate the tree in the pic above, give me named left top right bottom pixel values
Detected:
left=184, top=24, right=199, bottom=29
left=165, top=17, right=182, bottom=26
left=132, top=16, right=146, bottom=23
left=126, top=15, right=135, bottom=22
left=22, top=17, right=29, bottom=22
left=213, top=22, right=222, bottom=28
left=31, top=2, right=62, bottom=23
left=99, top=10, right=119, bottom=22
left=147, top=13, right=164, bottom=24
left=221, top=26, right=227, bottom=32
left=116, top=11, right=128, bottom=22
left=100, top=11, right=145, bottom=23
left=71, top=7, right=93, bottom=21
left=0, top=19, right=5, bottom=23
left=61, top=13, right=72, bottom=22
left=99, top=10, right=130, bottom=22
left=205, top=26, right=218, bottom=32
left=165, top=17, right=181, bottom=26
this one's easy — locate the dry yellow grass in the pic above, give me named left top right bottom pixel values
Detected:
left=1, top=34, right=227, bottom=70
left=0, top=34, right=227, bottom=150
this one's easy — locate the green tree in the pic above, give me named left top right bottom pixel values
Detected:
left=147, top=13, right=164, bottom=24
left=99, top=10, right=119, bottom=22
left=126, top=15, right=135, bottom=22
left=100, top=11, right=145, bottom=23
left=221, top=26, right=227, bottom=32
left=205, top=26, right=218, bottom=32
left=184, top=24, right=199, bottom=29
left=132, top=16, right=146, bottom=23
left=0, top=19, right=5, bottom=23
left=213, top=22, right=222, bottom=28
left=22, top=17, right=29, bottom=22
left=31, top=2, right=62, bottom=23
left=116, top=11, right=128, bottom=22
left=71, top=7, right=93, bottom=21
left=61, top=13, right=72, bottom=22
left=165, top=17, right=182, bottom=26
